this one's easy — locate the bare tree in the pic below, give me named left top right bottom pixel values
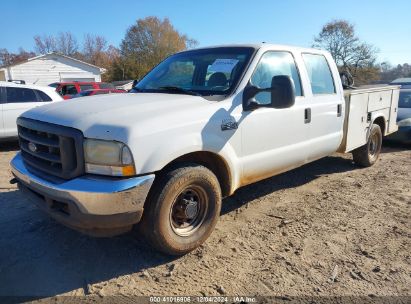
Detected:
left=56, top=32, right=78, bottom=56
left=313, top=20, right=379, bottom=84
left=0, top=48, right=35, bottom=67
left=82, top=34, right=108, bottom=64
left=33, top=34, right=57, bottom=54
left=33, top=32, right=78, bottom=56
left=101, top=45, right=122, bottom=81
left=31, top=31, right=121, bottom=81
left=28, top=18, right=199, bottom=82
left=119, top=16, right=198, bottom=79
left=0, top=49, right=15, bottom=66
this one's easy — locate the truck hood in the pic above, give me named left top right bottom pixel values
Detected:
left=21, top=92, right=214, bottom=142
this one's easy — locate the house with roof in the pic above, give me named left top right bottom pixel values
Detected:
left=0, top=53, right=106, bottom=86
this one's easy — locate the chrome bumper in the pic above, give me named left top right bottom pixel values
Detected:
left=10, top=152, right=155, bottom=234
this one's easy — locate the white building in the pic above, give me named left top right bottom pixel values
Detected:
left=0, top=53, right=106, bottom=86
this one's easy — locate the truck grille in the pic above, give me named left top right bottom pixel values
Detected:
left=17, top=117, right=85, bottom=180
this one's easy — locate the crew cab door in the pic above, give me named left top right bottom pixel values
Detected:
left=300, top=53, right=344, bottom=161
left=3, top=87, right=52, bottom=138
left=240, top=51, right=310, bottom=185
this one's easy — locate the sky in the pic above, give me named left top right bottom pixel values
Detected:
left=1, top=0, right=410, bottom=65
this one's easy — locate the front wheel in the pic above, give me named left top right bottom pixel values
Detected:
left=352, top=123, right=382, bottom=167
left=140, top=164, right=222, bottom=255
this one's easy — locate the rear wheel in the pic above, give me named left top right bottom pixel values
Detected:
left=352, top=123, right=382, bottom=167
left=140, top=164, right=221, bottom=255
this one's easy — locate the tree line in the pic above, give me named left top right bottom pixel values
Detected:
left=0, top=16, right=197, bottom=82
left=313, top=19, right=410, bottom=85
left=0, top=17, right=408, bottom=85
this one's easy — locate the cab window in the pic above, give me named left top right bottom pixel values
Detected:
left=302, top=53, right=336, bottom=95
left=251, top=51, right=302, bottom=105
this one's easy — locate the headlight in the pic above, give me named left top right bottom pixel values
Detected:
left=398, top=118, right=411, bottom=127
left=84, top=139, right=135, bottom=176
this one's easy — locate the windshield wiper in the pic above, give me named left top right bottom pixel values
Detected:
left=157, top=86, right=201, bottom=96
left=130, top=87, right=146, bottom=93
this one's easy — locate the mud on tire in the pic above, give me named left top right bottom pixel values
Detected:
left=139, top=163, right=222, bottom=255
left=352, top=123, right=382, bottom=167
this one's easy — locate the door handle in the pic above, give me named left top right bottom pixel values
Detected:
left=304, top=108, right=311, bottom=124
left=337, top=104, right=342, bottom=117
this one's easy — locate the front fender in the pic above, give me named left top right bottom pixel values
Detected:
left=136, top=132, right=241, bottom=194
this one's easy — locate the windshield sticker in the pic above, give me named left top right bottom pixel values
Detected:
left=209, top=59, right=239, bottom=73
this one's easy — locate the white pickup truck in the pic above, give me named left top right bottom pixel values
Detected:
left=10, top=44, right=399, bottom=255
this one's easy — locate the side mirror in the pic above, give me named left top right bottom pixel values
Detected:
left=243, top=75, right=296, bottom=111
left=270, top=75, right=296, bottom=109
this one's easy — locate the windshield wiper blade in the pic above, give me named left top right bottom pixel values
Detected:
left=130, top=87, right=147, bottom=93
left=157, top=86, right=201, bottom=96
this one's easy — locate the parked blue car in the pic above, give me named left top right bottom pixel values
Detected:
left=387, top=80, right=411, bottom=144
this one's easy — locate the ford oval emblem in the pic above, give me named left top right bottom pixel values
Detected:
left=28, top=142, right=38, bottom=153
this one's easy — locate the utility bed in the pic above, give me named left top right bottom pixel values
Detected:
left=338, top=85, right=400, bottom=153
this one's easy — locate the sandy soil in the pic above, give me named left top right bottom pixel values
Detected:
left=0, top=141, right=410, bottom=301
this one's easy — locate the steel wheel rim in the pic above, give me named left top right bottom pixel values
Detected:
left=368, top=131, right=380, bottom=159
left=170, top=186, right=208, bottom=237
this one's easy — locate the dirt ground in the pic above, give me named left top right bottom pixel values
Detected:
left=0, top=141, right=410, bottom=301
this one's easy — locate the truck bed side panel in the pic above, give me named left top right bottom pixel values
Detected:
left=388, top=89, right=400, bottom=134
left=338, top=86, right=400, bottom=153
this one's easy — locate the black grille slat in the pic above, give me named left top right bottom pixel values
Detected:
left=19, top=128, right=60, bottom=147
left=21, top=150, right=63, bottom=176
left=17, top=118, right=85, bottom=180
left=20, top=141, right=62, bottom=163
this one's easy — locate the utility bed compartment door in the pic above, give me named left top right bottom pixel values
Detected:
left=368, top=90, right=392, bottom=112
left=345, top=93, right=369, bottom=152
left=388, top=89, right=399, bottom=133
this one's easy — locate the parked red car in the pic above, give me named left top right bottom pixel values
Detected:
left=72, top=89, right=126, bottom=98
left=49, top=82, right=115, bottom=99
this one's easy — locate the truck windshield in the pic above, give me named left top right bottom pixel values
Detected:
left=133, top=47, right=255, bottom=97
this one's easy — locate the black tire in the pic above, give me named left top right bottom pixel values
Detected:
left=140, top=163, right=222, bottom=255
left=352, top=123, right=382, bottom=167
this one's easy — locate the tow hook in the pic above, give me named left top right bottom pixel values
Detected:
left=9, top=178, right=18, bottom=185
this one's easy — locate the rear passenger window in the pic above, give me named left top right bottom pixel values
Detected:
left=251, top=51, right=302, bottom=105
left=6, top=87, right=38, bottom=103
left=79, top=84, right=94, bottom=91
left=35, top=90, right=52, bottom=102
left=61, top=85, right=78, bottom=96
left=302, top=53, right=335, bottom=95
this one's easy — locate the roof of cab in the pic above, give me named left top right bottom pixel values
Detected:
left=180, top=43, right=328, bottom=55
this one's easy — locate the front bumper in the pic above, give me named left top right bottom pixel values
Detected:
left=10, top=152, right=155, bottom=236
